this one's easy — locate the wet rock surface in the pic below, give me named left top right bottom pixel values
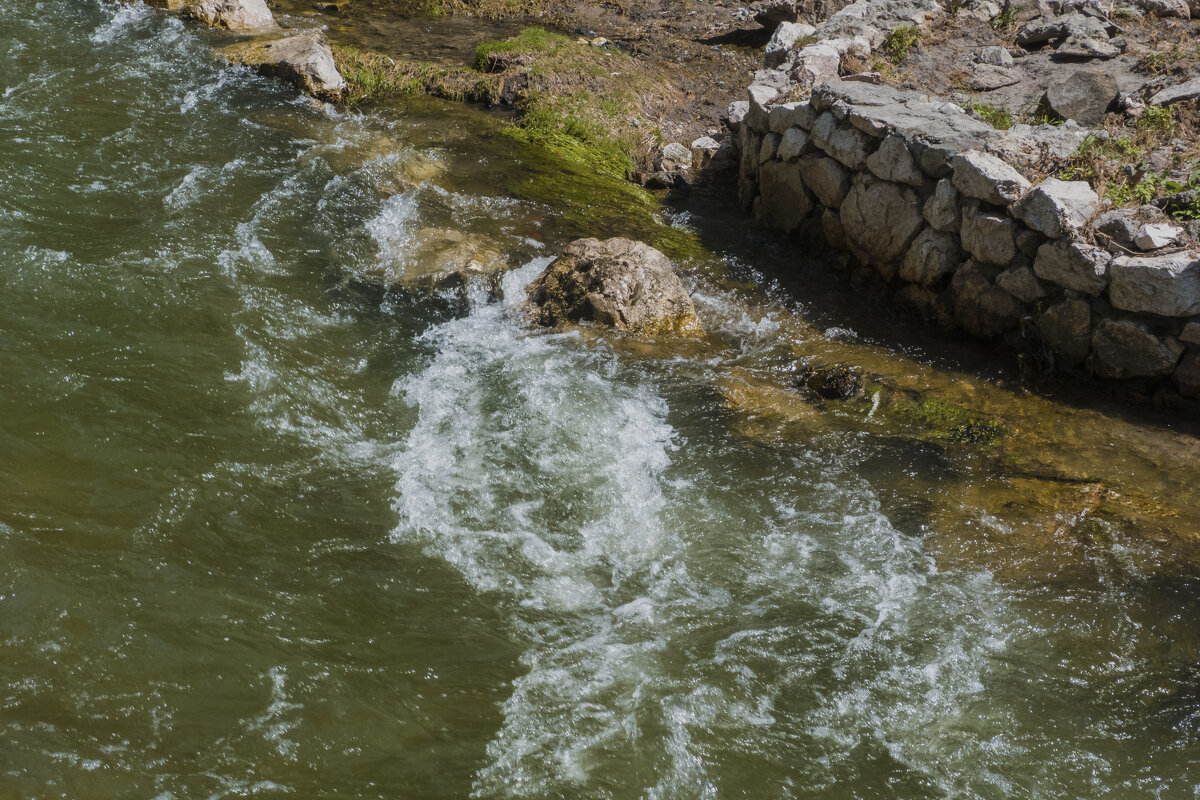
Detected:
left=183, top=0, right=275, bottom=31
left=526, top=237, right=702, bottom=335
left=218, top=30, right=346, bottom=99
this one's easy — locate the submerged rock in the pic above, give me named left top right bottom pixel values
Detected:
left=795, top=363, right=866, bottom=401
left=366, top=227, right=508, bottom=290
left=217, top=30, right=346, bottom=100
left=526, top=238, right=702, bottom=335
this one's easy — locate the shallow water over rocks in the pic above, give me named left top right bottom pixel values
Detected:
left=2, top=2, right=1200, bottom=798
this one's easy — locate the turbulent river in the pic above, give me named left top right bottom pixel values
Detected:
left=2, top=2, right=1200, bottom=797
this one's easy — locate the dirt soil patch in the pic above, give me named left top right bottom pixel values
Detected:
left=276, top=0, right=769, bottom=164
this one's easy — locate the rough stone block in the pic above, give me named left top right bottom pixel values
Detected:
left=866, top=135, right=924, bottom=186
left=797, top=155, right=851, bottom=208
left=1033, top=238, right=1111, bottom=295
left=1013, top=178, right=1099, bottom=238
left=756, top=161, right=813, bottom=233
left=951, top=149, right=1032, bottom=206
left=839, top=173, right=925, bottom=277
left=1109, top=253, right=1200, bottom=317
left=923, top=179, right=961, bottom=233
left=961, top=205, right=1017, bottom=266
left=1091, top=318, right=1183, bottom=378
left=776, top=127, right=810, bottom=161
left=996, top=264, right=1046, bottom=303
left=759, top=132, right=782, bottom=164
left=952, top=261, right=1022, bottom=339
left=899, top=228, right=962, bottom=286
left=1038, top=297, right=1091, bottom=365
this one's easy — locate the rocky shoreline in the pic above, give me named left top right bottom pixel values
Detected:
left=100, top=0, right=1200, bottom=566
left=724, top=0, right=1200, bottom=408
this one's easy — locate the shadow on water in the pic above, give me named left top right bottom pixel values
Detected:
left=667, top=173, right=1200, bottom=436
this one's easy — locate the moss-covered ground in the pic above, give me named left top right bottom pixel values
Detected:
left=333, top=26, right=672, bottom=182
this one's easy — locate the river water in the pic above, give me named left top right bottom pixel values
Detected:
left=2, top=2, right=1199, bottom=797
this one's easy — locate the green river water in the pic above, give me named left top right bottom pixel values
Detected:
left=2, top=2, right=1200, bottom=797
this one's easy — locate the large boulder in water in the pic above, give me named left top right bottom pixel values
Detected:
left=183, top=0, right=276, bottom=31
left=526, top=238, right=702, bottom=335
left=217, top=31, right=346, bottom=100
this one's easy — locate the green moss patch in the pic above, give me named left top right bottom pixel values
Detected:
left=892, top=396, right=1003, bottom=446
left=336, top=27, right=677, bottom=182
left=474, top=26, right=571, bottom=69
left=333, top=45, right=503, bottom=105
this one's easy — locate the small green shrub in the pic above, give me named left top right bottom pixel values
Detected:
left=1138, top=105, right=1177, bottom=133
left=991, top=4, right=1018, bottom=29
left=474, top=27, right=570, bottom=70
left=883, top=26, right=921, bottom=63
left=972, top=103, right=1013, bottom=130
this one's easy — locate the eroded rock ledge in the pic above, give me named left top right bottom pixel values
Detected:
left=734, top=19, right=1200, bottom=403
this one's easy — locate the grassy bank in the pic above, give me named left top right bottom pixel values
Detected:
left=333, top=27, right=670, bottom=181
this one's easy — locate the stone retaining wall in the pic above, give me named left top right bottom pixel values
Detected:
left=736, top=79, right=1200, bottom=400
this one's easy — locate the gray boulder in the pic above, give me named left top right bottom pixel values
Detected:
left=218, top=31, right=346, bottom=100
left=753, top=0, right=799, bottom=28
left=1012, top=178, right=1099, bottom=238
left=1109, top=253, right=1200, bottom=317
left=951, top=149, right=1032, bottom=206
left=655, top=143, right=693, bottom=172
left=809, top=81, right=1001, bottom=177
left=822, top=209, right=847, bottom=250
left=765, top=21, right=816, bottom=67
left=951, top=261, right=1022, bottom=339
left=970, top=66, right=1022, bottom=91
left=812, top=115, right=875, bottom=170
left=1134, top=223, right=1183, bottom=250
left=866, top=134, right=924, bottom=186
left=923, top=178, right=961, bottom=232
left=526, top=238, right=702, bottom=335
left=757, top=161, right=814, bottom=232
left=840, top=174, right=925, bottom=275
left=776, top=127, right=810, bottom=161
left=768, top=101, right=817, bottom=132
left=899, top=228, right=962, bottom=286
left=183, top=0, right=275, bottom=30
left=1096, top=205, right=1168, bottom=247
left=689, top=137, right=722, bottom=170
left=1033, top=238, right=1111, bottom=295
left=978, top=45, right=1013, bottom=66
left=961, top=205, right=1017, bottom=266
left=797, top=155, right=851, bottom=208
left=1044, top=71, right=1118, bottom=126
left=1139, top=0, right=1191, bottom=17
left=996, top=264, right=1046, bottom=303
left=726, top=101, right=750, bottom=130
left=759, top=132, right=782, bottom=164
left=1180, top=320, right=1200, bottom=346
left=1174, top=351, right=1200, bottom=399
left=1149, top=77, right=1200, bottom=107
left=744, top=84, right=779, bottom=132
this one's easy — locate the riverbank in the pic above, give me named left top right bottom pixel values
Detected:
left=129, top=0, right=1200, bottom=571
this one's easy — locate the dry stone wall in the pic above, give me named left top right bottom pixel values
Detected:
left=736, top=80, right=1200, bottom=397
